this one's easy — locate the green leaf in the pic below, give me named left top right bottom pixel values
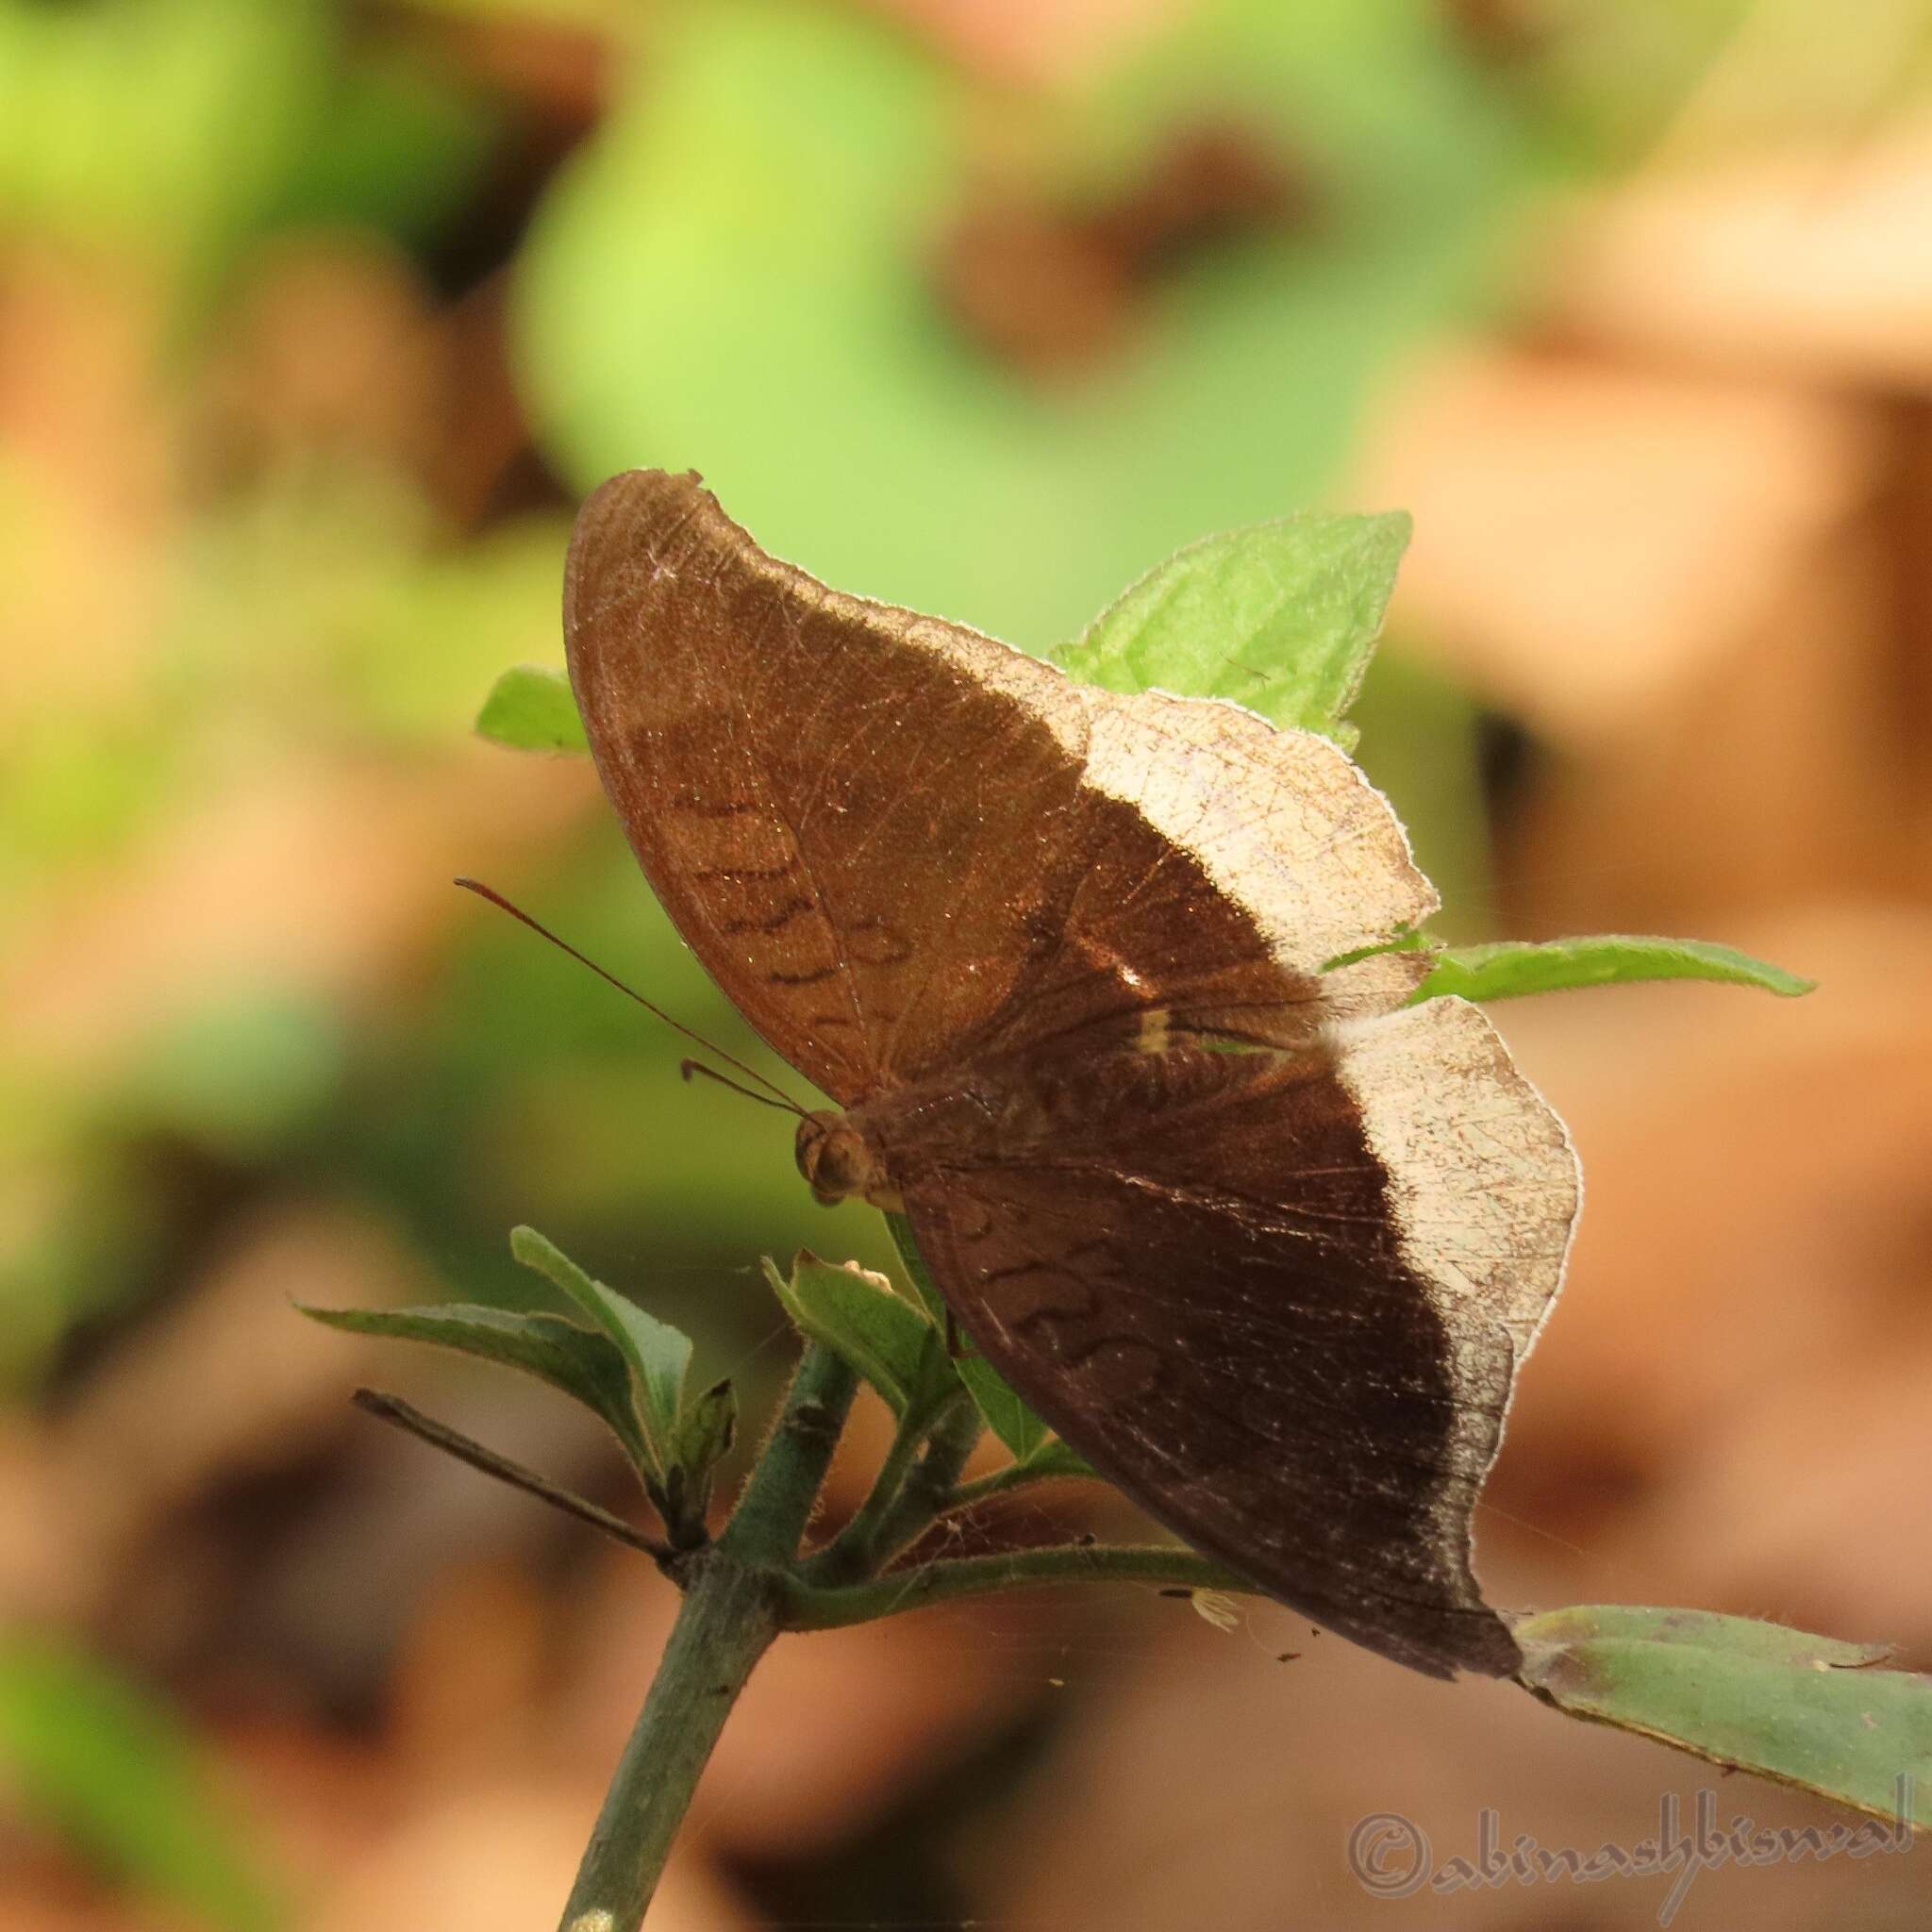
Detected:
left=1516, top=1607, right=1932, bottom=1830
left=674, top=1376, right=738, bottom=1483
left=884, top=1215, right=1056, bottom=1460
left=668, top=1375, right=738, bottom=1528
left=762, top=1253, right=954, bottom=1422
left=1055, top=511, right=1411, bottom=745
left=0, top=1632, right=280, bottom=1932
left=297, top=1300, right=650, bottom=1475
left=958, top=1361, right=1055, bottom=1463
left=1415, top=936, right=1817, bottom=1005
left=475, top=663, right=589, bottom=753
left=510, top=1225, right=691, bottom=1487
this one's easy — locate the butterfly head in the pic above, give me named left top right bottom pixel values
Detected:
left=795, top=1108, right=887, bottom=1208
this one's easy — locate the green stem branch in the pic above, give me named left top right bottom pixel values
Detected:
left=802, top=1390, right=970, bottom=1586
left=352, top=1389, right=674, bottom=1567
left=941, top=1455, right=1099, bottom=1518
left=780, top=1541, right=1256, bottom=1632
left=721, top=1341, right=860, bottom=1561
left=557, top=1552, right=775, bottom=1932
left=557, top=1344, right=858, bottom=1932
left=868, top=1391, right=984, bottom=1565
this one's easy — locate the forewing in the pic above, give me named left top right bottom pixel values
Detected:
left=903, top=998, right=1577, bottom=1679
left=567, top=471, right=1089, bottom=1101
left=564, top=471, right=1437, bottom=1100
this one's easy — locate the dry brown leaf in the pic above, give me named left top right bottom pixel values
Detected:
left=1489, top=903, right=1932, bottom=1617
left=1350, top=344, right=1876, bottom=744
left=1555, top=119, right=1932, bottom=390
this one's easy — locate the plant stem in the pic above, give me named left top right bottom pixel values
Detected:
left=801, top=1390, right=968, bottom=1586
left=557, top=1344, right=858, bottom=1932
left=941, top=1455, right=1099, bottom=1517
left=557, top=1551, right=776, bottom=1932
left=868, top=1392, right=984, bottom=1563
left=780, top=1541, right=1257, bottom=1632
left=719, top=1342, right=860, bottom=1561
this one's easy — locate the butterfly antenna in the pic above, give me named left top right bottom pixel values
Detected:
left=678, top=1058, right=800, bottom=1115
left=453, top=877, right=809, bottom=1117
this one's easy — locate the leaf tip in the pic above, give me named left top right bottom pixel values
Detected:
left=1371, top=506, right=1413, bottom=550
left=508, top=1224, right=549, bottom=1265
left=475, top=664, right=590, bottom=754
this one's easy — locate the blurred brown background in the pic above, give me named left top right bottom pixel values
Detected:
left=3, top=1, right=1930, bottom=1927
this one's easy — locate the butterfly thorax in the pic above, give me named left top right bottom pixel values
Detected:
left=795, top=1037, right=1336, bottom=1218
left=796, top=1065, right=1070, bottom=1215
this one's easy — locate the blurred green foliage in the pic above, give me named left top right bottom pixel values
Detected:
left=518, top=0, right=1539, bottom=646
left=0, top=1630, right=281, bottom=1931
left=8, top=0, right=1559, bottom=1415
left=0, top=0, right=494, bottom=275
left=0, top=2, right=1890, bottom=1909
left=5, top=0, right=1867, bottom=1422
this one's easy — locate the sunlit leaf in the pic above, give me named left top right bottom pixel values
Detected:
left=1516, top=1607, right=1931, bottom=1831
left=1417, top=935, right=1816, bottom=1005
left=1057, top=511, right=1410, bottom=747
left=475, top=663, right=589, bottom=753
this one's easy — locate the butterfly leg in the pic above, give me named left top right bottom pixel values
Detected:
left=941, top=1307, right=983, bottom=1361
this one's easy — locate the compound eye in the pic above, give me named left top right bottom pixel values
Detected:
left=795, top=1111, right=866, bottom=1204
left=819, top=1132, right=864, bottom=1201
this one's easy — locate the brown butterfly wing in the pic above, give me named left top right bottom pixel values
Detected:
left=568, top=471, right=1579, bottom=1675
left=564, top=470, right=1434, bottom=1102
left=902, top=998, right=1576, bottom=1680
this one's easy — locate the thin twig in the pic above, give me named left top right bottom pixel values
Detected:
left=351, top=1389, right=675, bottom=1568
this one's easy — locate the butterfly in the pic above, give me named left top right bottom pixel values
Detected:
left=563, top=470, right=1578, bottom=1679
